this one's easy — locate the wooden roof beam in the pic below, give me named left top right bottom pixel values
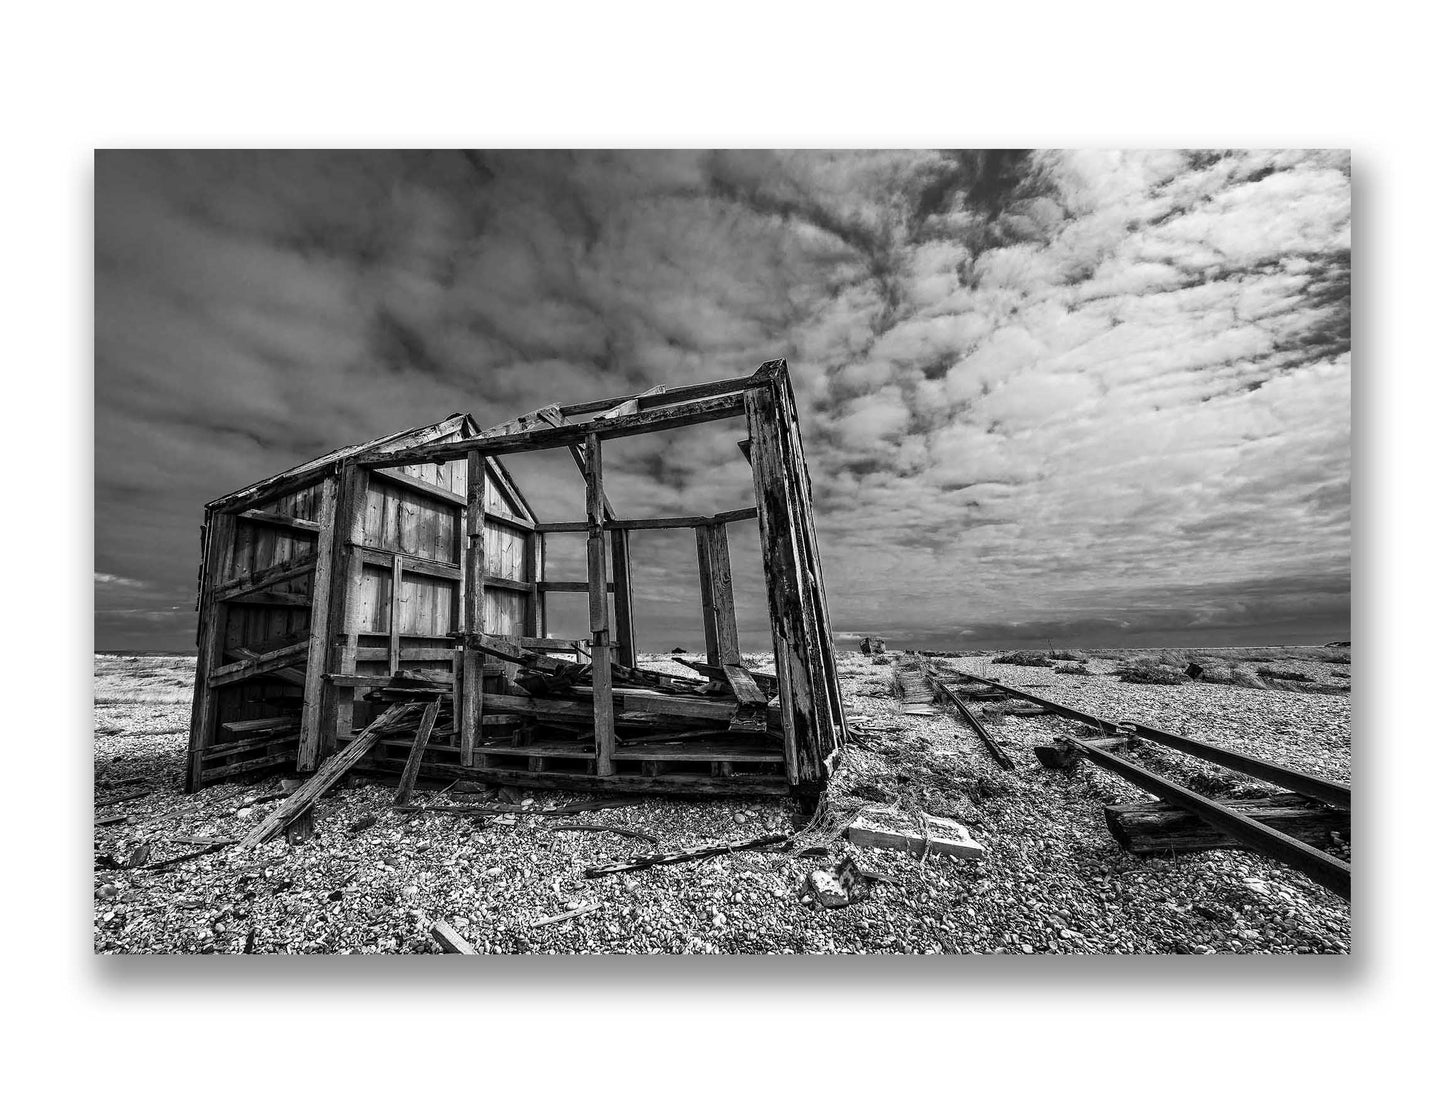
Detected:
left=359, top=393, right=747, bottom=468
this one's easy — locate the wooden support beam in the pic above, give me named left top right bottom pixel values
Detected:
left=389, top=553, right=403, bottom=675
left=460, top=449, right=486, bottom=768
left=585, top=433, right=615, bottom=777
left=393, top=697, right=442, bottom=807
left=534, top=507, right=758, bottom=534
left=297, top=477, right=338, bottom=771
left=330, top=466, right=371, bottom=745
left=353, top=546, right=461, bottom=580
left=206, top=640, right=311, bottom=687
left=359, top=393, right=747, bottom=467
left=210, top=555, right=317, bottom=604
left=187, top=510, right=235, bottom=792
left=531, top=530, right=546, bottom=638
left=557, top=373, right=765, bottom=418
left=704, top=523, right=739, bottom=665
left=696, top=526, right=719, bottom=666
left=236, top=509, right=323, bottom=534
left=611, top=528, right=636, bottom=667
left=539, top=580, right=615, bottom=593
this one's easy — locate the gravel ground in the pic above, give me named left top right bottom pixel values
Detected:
left=93, top=648, right=1350, bottom=955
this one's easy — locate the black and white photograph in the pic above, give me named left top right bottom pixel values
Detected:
left=92, top=148, right=1352, bottom=956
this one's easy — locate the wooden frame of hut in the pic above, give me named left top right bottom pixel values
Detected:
left=186, top=359, right=847, bottom=797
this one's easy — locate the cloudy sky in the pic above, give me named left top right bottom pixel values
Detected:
left=94, top=149, right=1350, bottom=653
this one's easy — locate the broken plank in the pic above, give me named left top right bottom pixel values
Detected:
left=393, top=697, right=442, bottom=807
left=236, top=704, right=411, bottom=849
left=722, top=664, right=769, bottom=705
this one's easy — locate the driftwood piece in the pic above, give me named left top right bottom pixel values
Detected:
left=236, top=704, right=410, bottom=849
left=545, top=821, right=660, bottom=845
left=583, top=832, right=791, bottom=877
left=1104, top=795, right=1350, bottom=854
left=531, top=902, right=601, bottom=927
left=430, top=919, right=478, bottom=954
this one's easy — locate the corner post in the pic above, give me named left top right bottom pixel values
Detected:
left=460, top=449, right=486, bottom=767
left=585, top=433, right=615, bottom=776
left=297, top=476, right=338, bottom=771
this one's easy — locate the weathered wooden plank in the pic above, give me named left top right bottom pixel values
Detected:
left=746, top=386, right=813, bottom=783
left=359, top=393, right=747, bottom=467
left=722, top=664, right=768, bottom=705
left=237, top=509, right=323, bottom=534
left=211, top=555, right=317, bottom=604
left=585, top=432, right=615, bottom=777
left=330, top=466, right=371, bottom=744
left=430, top=919, right=478, bottom=954
left=187, top=511, right=235, bottom=792
left=539, top=580, right=615, bottom=593
left=460, top=449, right=486, bottom=768
left=353, top=546, right=462, bottom=581
left=206, top=640, right=310, bottom=687
left=1104, top=794, right=1349, bottom=855
left=704, top=523, right=740, bottom=665
left=393, top=697, right=442, bottom=807
left=353, top=646, right=457, bottom=663
left=236, top=704, right=412, bottom=849
left=389, top=553, right=403, bottom=674
left=611, top=528, right=636, bottom=666
left=557, top=373, right=764, bottom=417
left=695, top=526, right=719, bottom=666
left=534, top=507, right=759, bottom=534
left=297, top=476, right=338, bottom=771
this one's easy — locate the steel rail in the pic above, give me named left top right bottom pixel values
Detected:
left=1063, top=737, right=1350, bottom=899
left=954, top=671, right=1350, bottom=809
left=918, top=659, right=1017, bottom=770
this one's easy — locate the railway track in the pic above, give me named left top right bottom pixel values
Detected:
left=913, top=658, right=1351, bottom=900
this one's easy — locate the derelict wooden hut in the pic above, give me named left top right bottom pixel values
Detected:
left=187, top=360, right=847, bottom=799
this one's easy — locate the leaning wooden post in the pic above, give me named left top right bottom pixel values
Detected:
left=460, top=449, right=486, bottom=767
left=584, top=433, right=615, bottom=776
left=296, top=477, right=338, bottom=772
left=611, top=527, right=636, bottom=666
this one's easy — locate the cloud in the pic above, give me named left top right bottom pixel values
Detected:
left=95, top=149, right=1350, bottom=651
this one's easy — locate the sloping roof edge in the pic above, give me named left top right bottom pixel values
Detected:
left=205, top=411, right=477, bottom=510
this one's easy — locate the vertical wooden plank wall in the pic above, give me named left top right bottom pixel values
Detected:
left=584, top=433, right=615, bottom=776
left=186, top=510, right=235, bottom=792
left=297, top=476, right=338, bottom=771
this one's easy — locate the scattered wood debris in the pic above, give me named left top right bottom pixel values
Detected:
left=531, top=902, right=601, bottom=927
